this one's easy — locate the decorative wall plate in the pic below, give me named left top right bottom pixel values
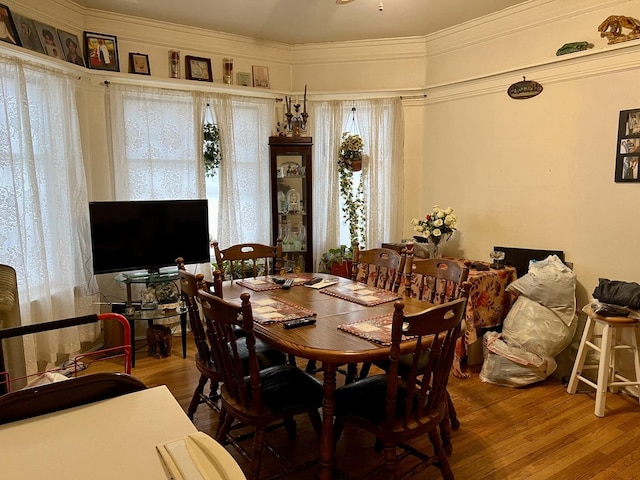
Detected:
left=507, top=77, right=543, bottom=100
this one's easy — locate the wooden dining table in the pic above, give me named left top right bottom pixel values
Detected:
left=220, top=273, right=431, bottom=480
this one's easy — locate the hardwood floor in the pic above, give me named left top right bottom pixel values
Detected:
left=122, top=335, right=640, bottom=479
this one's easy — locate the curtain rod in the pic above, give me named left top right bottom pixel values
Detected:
left=400, top=94, right=427, bottom=99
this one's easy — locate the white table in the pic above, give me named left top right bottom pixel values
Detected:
left=0, top=385, right=241, bottom=479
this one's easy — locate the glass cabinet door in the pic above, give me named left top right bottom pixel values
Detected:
left=269, top=136, right=313, bottom=273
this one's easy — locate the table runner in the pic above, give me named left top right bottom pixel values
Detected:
left=320, top=283, right=401, bottom=307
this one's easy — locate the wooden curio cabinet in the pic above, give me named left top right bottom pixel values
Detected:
left=269, top=136, right=313, bottom=273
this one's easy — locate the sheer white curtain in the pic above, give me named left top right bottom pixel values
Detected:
left=108, top=84, right=203, bottom=200
left=356, top=97, right=404, bottom=247
left=0, top=53, right=98, bottom=373
left=311, top=97, right=404, bottom=258
left=310, top=101, right=343, bottom=268
left=201, top=93, right=274, bottom=247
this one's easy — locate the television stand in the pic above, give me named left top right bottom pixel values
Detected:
left=114, top=269, right=185, bottom=367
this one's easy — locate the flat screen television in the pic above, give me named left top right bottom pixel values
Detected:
left=89, top=200, right=210, bottom=275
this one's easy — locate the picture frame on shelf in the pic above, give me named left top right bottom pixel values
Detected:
left=34, top=21, right=65, bottom=60
left=0, top=4, right=20, bottom=47
left=252, top=65, right=270, bottom=88
left=615, top=108, right=640, bottom=182
left=129, top=52, right=150, bottom=75
left=236, top=71, right=251, bottom=87
left=84, top=31, right=119, bottom=71
left=58, top=30, right=85, bottom=67
left=12, top=13, right=42, bottom=53
left=185, top=55, right=212, bottom=82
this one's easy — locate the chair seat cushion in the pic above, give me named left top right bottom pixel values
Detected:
left=235, top=338, right=287, bottom=370
left=250, top=365, right=323, bottom=412
left=336, top=374, right=413, bottom=424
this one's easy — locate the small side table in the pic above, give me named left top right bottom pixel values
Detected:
left=114, top=271, right=187, bottom=367
left=123, top=307, right=187, bottom=367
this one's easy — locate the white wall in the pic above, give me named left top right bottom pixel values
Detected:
left=5, top=0, right=640, bottom=308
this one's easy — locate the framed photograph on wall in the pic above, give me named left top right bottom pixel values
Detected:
left=615, top=109, right=640, bottom=182
left=84, top=31, right=119, bottom=71
left=58, top=30, right=85, bottom=67
left=129, top=52, right=150, bottom=75
left=34, top=21, right=64, bottom=60
left=12, top=13, right=42, bottom=53
left=0, top=3, right=20, bottom=47
left=185, top=55, right=212, bottom=82
left=252, top=65, right=269, bottom=88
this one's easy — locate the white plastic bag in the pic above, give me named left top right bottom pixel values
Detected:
left=502, top=295, right=576, bottom=358
left=506, top=254, right=576, bottom=326
left=479, top=332, right=555, bottom=387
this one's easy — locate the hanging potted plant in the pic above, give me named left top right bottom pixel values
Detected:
left=203, top=122, right=221, bottom=177
left=339, top=132, right=363, bottom=171
left=338, top=132, right=366, bottom=249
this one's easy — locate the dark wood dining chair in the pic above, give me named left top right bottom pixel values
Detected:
left=198, top=289, right=323, bottom=480
left=352, top=242, right=405, bottom=293
left=405, top=253, right=470, bottom=304
left=352, top=243, right=407, bottom=381
left=213, top=240, right=284, bottom=280
left=176, top=259, right=287, bottom=420
left=333, top=295, right=468, bottom=480
left=404, top=250, right=470, bottom=451
left=0, top=372, right=146, bottom=425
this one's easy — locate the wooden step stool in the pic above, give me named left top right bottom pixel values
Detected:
left=567, top=305, right=640, bottom=417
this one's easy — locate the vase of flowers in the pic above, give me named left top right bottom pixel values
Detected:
left=411, top=205, right=458, bottom=258
left=338, top=132, right=366, bottom=248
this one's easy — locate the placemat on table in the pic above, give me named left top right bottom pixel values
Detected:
left=250, top=297, right=315, bottom=325
left=338, top=314, right=416, bottom=346
left=236, top=277, right=282, bottom=292
left=319, top=283, right=401, bottom=306
left=236, top=274, right=311, bottom=292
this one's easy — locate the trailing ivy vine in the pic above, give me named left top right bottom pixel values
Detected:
left=338, top=133, right=366, bottom=248
left=203, top=123, right=221, bottom=177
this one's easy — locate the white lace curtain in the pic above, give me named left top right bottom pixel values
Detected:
left=200, top=93, right=274, bottom=247
left=108, top=84, right=204, bottom=200
left=0, top=53, right=98, bottom=374
left=311, top=97, right=404, bottom=263
left=108, top=86, right=274, bottom=274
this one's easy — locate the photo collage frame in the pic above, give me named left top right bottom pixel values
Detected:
left=615, top=109, right=640, bottom=183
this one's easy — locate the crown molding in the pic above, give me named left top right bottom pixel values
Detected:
left=425, top=39, right=640, bottom=104
left=425, top=0, right=627, bottom=56
left=291, top=36, right=426, bottom=64
left=81, top=10, right=292, bottom=64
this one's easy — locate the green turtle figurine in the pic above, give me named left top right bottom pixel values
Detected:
left=556, top=41, right=594, bottom=56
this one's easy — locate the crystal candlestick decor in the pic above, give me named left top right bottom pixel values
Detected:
left=169, top=50, right=180, bottom=78
left=223, top=57, right=233, bottom=84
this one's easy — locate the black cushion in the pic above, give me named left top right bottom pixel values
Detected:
left=234, top=338, right=287, bottom=371
left=335, top=374, right=413, bottom=424
left=249, top=365, right=323, bottom=412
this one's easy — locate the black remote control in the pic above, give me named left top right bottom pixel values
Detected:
left=282, top=278, right=294, bottom=290
left=304, top=277, right=323, bottom=286
left=283, top=317, right=316, bottom=329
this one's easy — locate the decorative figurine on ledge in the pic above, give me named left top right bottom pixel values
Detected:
left=556, top=41, right=594, bottom=56
left=598, top=15, right=640, bottom=44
